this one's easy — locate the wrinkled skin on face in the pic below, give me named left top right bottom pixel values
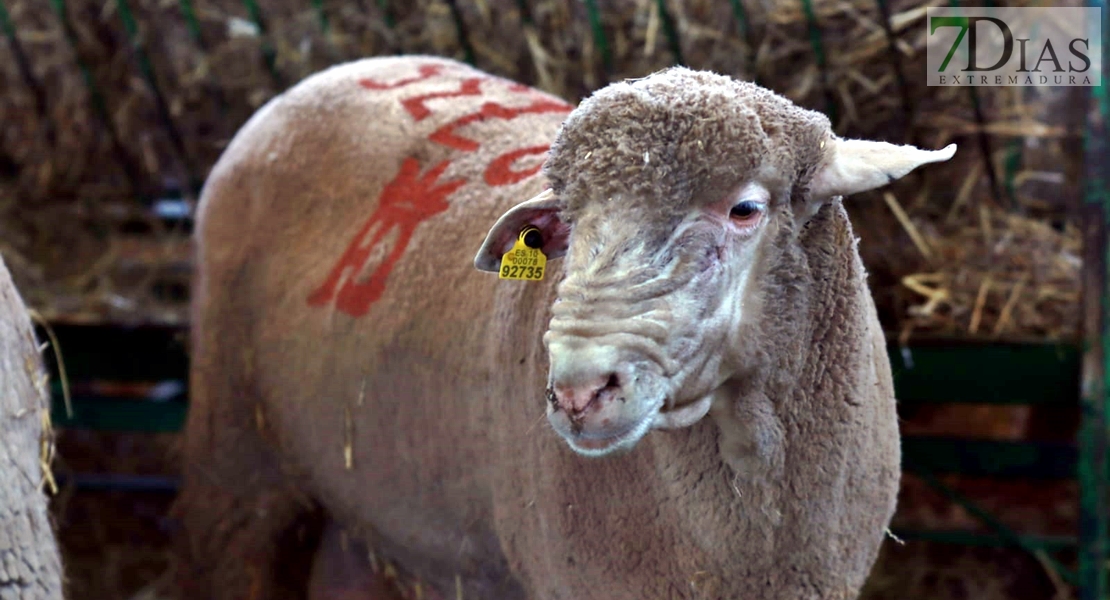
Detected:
left=540, top=179, right=772, bottom=455
left=475, top=66, right=954, bottom=456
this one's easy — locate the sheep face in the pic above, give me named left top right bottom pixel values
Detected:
left=475, top=67, right=954, bottom=457
left=537, top=178, right=773, bottom=457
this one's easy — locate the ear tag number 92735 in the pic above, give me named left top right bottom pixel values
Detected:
left=499, top=226, right=546, bottom=281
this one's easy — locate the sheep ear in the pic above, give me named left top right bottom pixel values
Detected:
left=808, top=138, right=957, bottom=201
left=474, top=189, right=570, bottom=272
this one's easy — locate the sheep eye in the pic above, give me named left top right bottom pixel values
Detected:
left=730, top=201, right=763, bottom=221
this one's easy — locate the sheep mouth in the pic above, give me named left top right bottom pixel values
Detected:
left=651, top=394, right=715, bottom=429
left=566, top=415, right=654, bottom=456
left=563, top=395, right=715, bottom=456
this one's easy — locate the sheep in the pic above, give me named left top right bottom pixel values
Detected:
left=0, top=255, right=66, bottom=600
left=171, top=55, right=955, bottom=600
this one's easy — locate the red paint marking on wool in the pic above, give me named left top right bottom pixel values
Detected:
left=306, top=158, right=467, bottom=317
left=401, top=78, right=485, bottom=121
left=312, top=71, right=574, bottom=317
left=428, top=100, right=572, bottom=151
left=358, top=64, right=443, bottom=91
left=485, top=145, right=551, bottom=186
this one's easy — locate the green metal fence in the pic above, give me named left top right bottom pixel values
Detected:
left=3, top=0, right=1109, bottom=597
left=1080, top=2, right=1110, bottom=593
left=32, top=326, right=1095, bottom=583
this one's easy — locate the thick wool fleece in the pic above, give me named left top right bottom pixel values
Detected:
left=0, top=256, right=65, bottom=600
left=545, top=66, right=832, bottom=222
left=175, top=55, right=900, bottom=600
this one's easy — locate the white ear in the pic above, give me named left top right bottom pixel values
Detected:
left=809, top=138, right=957, bottom=200
left=474, top=188, right=570, bottom=272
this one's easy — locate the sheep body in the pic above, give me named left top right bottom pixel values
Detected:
left=173, top=55, right=943, bottom=600
left=0, top=256, right=65, bottom=600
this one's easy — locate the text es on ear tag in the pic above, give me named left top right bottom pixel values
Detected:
left=499, top=226, right=546, bottom=281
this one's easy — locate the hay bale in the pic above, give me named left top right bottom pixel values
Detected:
left=894, top=206, right=1081, bottom=341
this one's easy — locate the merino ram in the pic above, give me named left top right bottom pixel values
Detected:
left=171, top=56, right=955, bottom=600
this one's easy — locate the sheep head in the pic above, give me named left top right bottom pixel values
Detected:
left=475, top=67, right=955, bottom=456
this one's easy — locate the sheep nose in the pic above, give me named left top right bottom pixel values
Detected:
left=550, top=372, right=621, bottom=416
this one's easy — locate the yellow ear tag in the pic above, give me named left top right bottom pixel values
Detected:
left=499, top=226, right=547, bottom=281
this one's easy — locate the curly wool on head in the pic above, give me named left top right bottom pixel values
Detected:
left=543, top=66, right=833, bottom=219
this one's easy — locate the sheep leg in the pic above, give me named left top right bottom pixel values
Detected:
left=170, top=293, right=322, bottom=599
left=307, top=522, right=408, bottom=600
left=170, top=415, right=323, bottom=600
